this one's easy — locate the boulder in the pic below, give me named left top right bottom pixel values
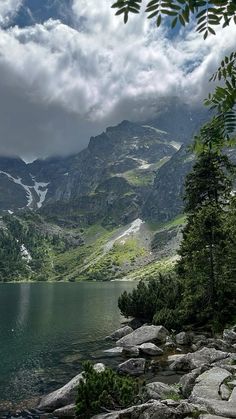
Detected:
left=176, top=332, right=191, bottom=345
left=206, top=339, right=235, bottom=353
left=220, top=383, right=231, bottom=401
left=109, top=325, right=133, bottom=340
left=223, top=328, right=236, bottom=344
left=179, top=366, right=208, bottom=398
left=116, top=325, right=169, bottom=347
left=92, top=400, right=178, bottom=419
left=53, top=404, right=76, bottom=417
left=138, top=342, right=163, bottom=356
left=118, top=358, right=145, bottom=376
left=168, top=354, right=185, bottom=363
left=103, top=347, right=123, bottom=356
left=229, top=387, right=236, bottom=403
left=197, top=399, right=236, bottom=418
left=175, top=401, right=206, bottom=416
left=190, top=367, right=231, bottom=402
left=122, top=346, right=140, bottom=357
left=144, top=381, right=179, bottom=401
left=170, top=347, right=229, bottom=372
left=38, top=363, right=105, bottom=411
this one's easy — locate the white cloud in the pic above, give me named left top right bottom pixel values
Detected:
left=0, top=0, right=22, bottom=25
left=0, top=0, right=235, bottom=158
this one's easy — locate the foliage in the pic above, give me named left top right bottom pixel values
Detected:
left=0, top=228, right=28, bottom=282
left=205, top=52, right=236, bottom=134
left=118, top=274, right=183, bottom=328
left=76, top=361, right=139, bottom=417
left=118, top=150, right=236, bottom=331
left=184, top=151, right=233, bottom=210
left=0, top=213, right=70, bottom=282
left=111, top=1, right=236, bottom=38
left=177, top=149, right=236, bottom=329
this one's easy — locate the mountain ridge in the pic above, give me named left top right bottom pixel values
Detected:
left=0, top=100, right=213, bottom=282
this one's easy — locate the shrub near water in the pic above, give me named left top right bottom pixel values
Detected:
left=118, top=274, right=183, bottom=329
left=76, top=361, right=140, bottom=417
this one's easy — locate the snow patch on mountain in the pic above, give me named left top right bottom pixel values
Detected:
left=104, top=218, right=144, bottom=253
left=0, top=170, right=49, bottom=209
left=117, top=218, right=144, bottom=242
left=0, top=170, right=34, bottom=207
left=170, top=141, right=182, bottom=150
left=142, top=125, right=167, bottom=135
left=32, top=178, right=49, bottom=208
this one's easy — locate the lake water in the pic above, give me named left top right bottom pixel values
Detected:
left=0, top=281, right=135, bottom=408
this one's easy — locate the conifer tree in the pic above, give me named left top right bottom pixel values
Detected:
left=177, top=149, right=236, bottom=328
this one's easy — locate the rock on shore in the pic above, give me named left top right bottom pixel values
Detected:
left=116, top=325, right=169, bottom=346
left=35, top=323, right=236, bottom=419
left=38, top=363, right=105, bottom=411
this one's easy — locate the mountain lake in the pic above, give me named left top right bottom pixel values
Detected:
left=0, top=281, right=135, bottom=409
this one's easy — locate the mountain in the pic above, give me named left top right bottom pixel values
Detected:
left=0, top=100, right=207, bottom=220
left=0, top=100, right=214, bottom=282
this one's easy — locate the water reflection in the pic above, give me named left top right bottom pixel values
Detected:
left=0, top=281, right=135, bottom=404
left=16, top=283, right=30, bottom=332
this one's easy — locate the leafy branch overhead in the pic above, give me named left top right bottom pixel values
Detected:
left=111, top=1, right=236, bottom=39
left=205, top=52, right=236, bottom=137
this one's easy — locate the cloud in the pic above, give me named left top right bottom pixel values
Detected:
left=0, top=0, right=235, bottom=158
left=0, top=0, right=23, bottom=25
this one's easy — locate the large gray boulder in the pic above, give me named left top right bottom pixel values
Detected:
left=109, top=325, right=133, bottom=340
left=92, top=400, right=178, bottom=419
left=168, top=354, right=185, bottom=363
left=229, top=387, right=236, bottom=403
left=116, top=325, right=169, bottom=347
left=223, top=328, right=236, bottom=344
left=53, top=404, right=76, bottom=417
left=122, top=346, right=140, bottom=357
left=189, top=367, right=236, bottom=418
left=190, top=367, right=231, bottom=402
left=197, top=399, right=236, bottom=418
left=118, top=358, right=145, bottom=376
left=175, top=401, right=206, bottom=416
left=179, top=366, right=208, bottom=398
left=138, top=342, right=163, bottom=356
left=38, top=363, right=105, bottom=411
left=170, top=347, right=229, bottom=372
left=103, top=347, right=123, bottom=356
left=144, top=381, right=179, bottom=401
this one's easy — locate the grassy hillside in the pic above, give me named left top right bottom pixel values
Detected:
left=0, top=211, right=185, bottom=282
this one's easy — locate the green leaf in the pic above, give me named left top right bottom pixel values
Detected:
left=156, top=14, right=162, bottom=26
left=171, top=16, right=178, bottom=28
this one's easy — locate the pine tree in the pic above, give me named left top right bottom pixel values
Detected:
left=177, top=150, right=236, bottom=329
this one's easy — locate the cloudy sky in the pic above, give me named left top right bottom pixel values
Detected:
left=0, top=0, right=235, bottom=160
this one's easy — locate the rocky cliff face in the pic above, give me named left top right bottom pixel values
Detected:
left=1, top=101, right=225, bottom=281
left=143, top=146, right=195, bottom=223
left=0, top=100, right=207, bottom=226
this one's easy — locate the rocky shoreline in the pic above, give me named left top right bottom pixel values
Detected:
left=3, top=324, right=236, bottom=419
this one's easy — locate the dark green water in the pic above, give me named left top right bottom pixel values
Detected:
left=0, top=282, right=135, bottom=407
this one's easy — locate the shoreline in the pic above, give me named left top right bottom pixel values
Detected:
left=3, top=322, right=236, bottom=418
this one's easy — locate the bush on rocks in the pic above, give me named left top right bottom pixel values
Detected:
left=118, top=275, right=183, bottom=329
left=76, top=361, right=140, bottom=417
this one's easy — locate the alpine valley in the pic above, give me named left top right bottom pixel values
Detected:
left=0, top=99, right=226, bottom=282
